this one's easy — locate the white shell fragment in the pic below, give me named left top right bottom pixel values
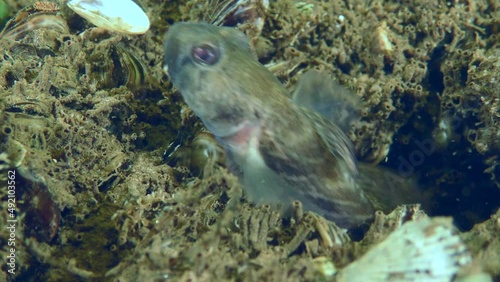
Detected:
left=67, top=0, right=150, bottom=34
left=336, top=217, right=472, bottom=282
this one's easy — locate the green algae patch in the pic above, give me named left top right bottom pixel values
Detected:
left=0, top=0, right=9, bottom=28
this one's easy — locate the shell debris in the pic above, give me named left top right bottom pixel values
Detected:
left=336, top=217, right=472, bottom=282
left=372, top=21, right=394, bottom=56
left=67, top=0, right=150, bottom=34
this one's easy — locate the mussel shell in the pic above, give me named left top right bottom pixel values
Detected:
left=5, top=99, right=54, bottom=119
left=115, top=45, right=147, bottom=89
left=0, top=3, right=68, bottom=41
left=66, top=0, right=150, bottom=34
left=8, top=43, right=38, bottom=58
left=87, top=44, right=147, bottom=90
left=205, top=0, right=269, bottom=41
left=16, top=166, right=61, bottom=243
left=211, top=0, right=268, bottom=27
left=165, top=132, right=226, bottom=177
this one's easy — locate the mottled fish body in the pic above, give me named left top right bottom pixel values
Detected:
left=163, top=22, right=377, bottom=228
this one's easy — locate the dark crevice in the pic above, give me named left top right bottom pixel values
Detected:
left=427, top=44, right=446, bottom=94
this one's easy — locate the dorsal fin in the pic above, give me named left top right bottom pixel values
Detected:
left=292, top=70, right=360, bottom=132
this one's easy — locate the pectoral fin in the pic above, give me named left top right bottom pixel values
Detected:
left=299, top=108, right=358, bottom=178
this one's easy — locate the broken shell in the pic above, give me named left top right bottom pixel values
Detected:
left=371, top=22, right=394, bottom=56
left=67, top=0, right=150, bottom=34
left=312, top=256, right=337, bottom=278
left=336, top=218, right=472, bottom=282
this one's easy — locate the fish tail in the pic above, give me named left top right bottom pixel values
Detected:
left=357, top=163, right=428, bottom=213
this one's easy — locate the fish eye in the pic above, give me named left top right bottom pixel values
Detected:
left=191, top=43, right=219, bottom=66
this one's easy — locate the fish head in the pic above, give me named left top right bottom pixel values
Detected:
left=163, top=22, right=280, bottom=139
